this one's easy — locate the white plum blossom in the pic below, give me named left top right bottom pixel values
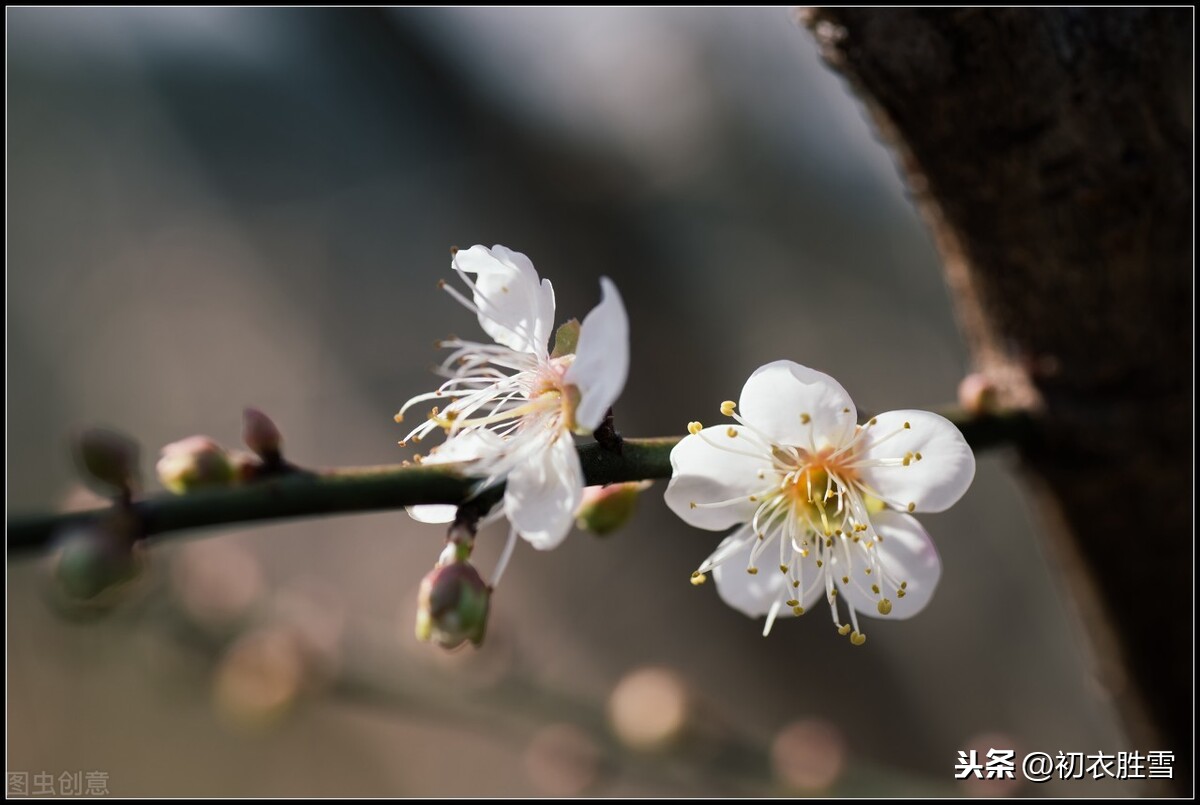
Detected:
left=664, top=360, right=975, bottom=645
left=397, top=245, right=629, bottom=576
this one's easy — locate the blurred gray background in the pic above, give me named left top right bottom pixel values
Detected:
left=7, top=8, right=1132, bottom=796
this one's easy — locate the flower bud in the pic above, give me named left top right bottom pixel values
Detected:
left=415, top=561, right=490, bottom=649
left=157, top=436, right=235, bottom=494
left=228, top=450, right=264, bottom=483
left=242, top=407, right=282, bottom=461
left=957, top=372, right=998, bottom=415
left=52, top=523, right=142, bottom=604
left=575, top=481, right=652, bottom=536
left=74, top=427, right=140, bottom=496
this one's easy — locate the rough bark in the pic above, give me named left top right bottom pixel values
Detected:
left=801, top=8, right=1192, bottom=786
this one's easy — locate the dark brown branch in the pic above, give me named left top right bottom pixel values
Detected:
left=801, top=8, right=1191, bottom=785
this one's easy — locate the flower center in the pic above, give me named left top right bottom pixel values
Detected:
left=778, top=446, right=859, bottom=522
left=530, top=356, right=580, bottom=430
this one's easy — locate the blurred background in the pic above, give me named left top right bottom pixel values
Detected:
left=8, top=8, right=1133, bottom=796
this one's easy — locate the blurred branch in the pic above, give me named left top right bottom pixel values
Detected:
left=801, top=8, right=1189, bottom=788
left=7, top=409, right=1030, bottom=555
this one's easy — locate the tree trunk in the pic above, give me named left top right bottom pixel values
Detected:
left=801, top=7, right=1191, bottom=788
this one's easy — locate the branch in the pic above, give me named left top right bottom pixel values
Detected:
left=7, top=410, right=1030, bottom=556
left=801, top=8, right=1190, bottom=787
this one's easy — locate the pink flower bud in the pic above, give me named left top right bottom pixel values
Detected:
left=242, top=407, right=283, bottom=460
left=156, top=436, right=235, bottom=494
left=957, top=372, right=999, bottom=415
left=74, top=427, right=140, bottom=496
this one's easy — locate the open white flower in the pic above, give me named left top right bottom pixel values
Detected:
left=397, top=244, right=629, bottom=564
left=664, top=360, right=975, bottom=645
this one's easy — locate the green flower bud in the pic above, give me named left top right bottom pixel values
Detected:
left=415, top=561, right=491, bottom=649
left=74, top=427, right=140, bottom=496
left=156, top=436, right=235, bottom=494
left=575, top=481, right=652, bottom=536
left=52, top=523, right=142, bottom=604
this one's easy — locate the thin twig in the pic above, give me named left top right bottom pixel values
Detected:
left=6, top=409, right=1032, bottom=556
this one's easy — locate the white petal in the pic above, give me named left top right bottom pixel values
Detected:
left=418, top=428, right=508, bottom=466
left=407, top=504, right=458, bottom=524
left=856, top=410, right=975, bottom=512
left=504, top=430, right=583, bottom=550
left=839, top=510, right=940, bottom=620
left=453, top=244, right=555, bottom=355
left=405, top=430, right=508, bottom=522
left=663, top=427, right=772, bottom=531
left=710, top=528, right=788, bottom=618
left=564, top=277, right=630, bottom=431
left=738, top=360, right=857, bottom=449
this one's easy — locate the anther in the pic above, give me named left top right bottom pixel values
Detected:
left=747, top=568, right=758, bottom=575
left=837, top=624, right=852, bottom=636
left=903, top=421, right=911, bottom=429
left=915, top=452, right=922, bottom=460
left=727, top=427, right=738, bottom=438
left=800, top=413, right=811, bottom=424
left=792, top=606, right=805, bottom=616
left=907, top=502, right=916, bottom=512
left=690, top=572, right=708, bottom=586
left=868, top=417, right=878, bottom=426
left=871, top=584, right=880, bottom=594
left=877, top=599, right=893, bottom=615
left=786, top=599, right=799, bottom=607
left=720, top=400, right=737, bottom=416
left=850, top=631, right=867, bottom=646
left=688, top=421, right=703, bottom=435
left=841, top=575, right=849, bottom=584
left=897, top=589, right=907, bottom=598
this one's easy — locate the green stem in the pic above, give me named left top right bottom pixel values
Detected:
left=6, top=409, right=1032, bottom=555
